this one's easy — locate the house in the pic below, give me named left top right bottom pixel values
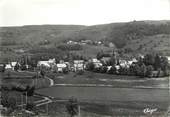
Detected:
left=5, top=64, right=12, bottom=70
left=108, top=42, right=116, bottom=48
left=80, top=40, right=93, bottom=45
left=64, top=62, right=71, bottom=70
left=106, top=66, right=112, bottom=72
left=89, top=58, right=102, bottom=68
left=119, top=60, right=128, bottom=68
left=166, top=56, right=170, bottom=64
left=37, top=58, right=56, bottom=69
left=97, top=41, right=102, bottom=45
left=14, top=49, right=24, bottom=53
left=132, top=58, right=138, bottom=63
left=11, top=62, right=19, bottom=70
left=100, top=57, right=111, bottom=65
left=73, top=60, right=85, bottom=71
left=115, top=65, right=120, bottom=70
left=67, top=40, right=78, bottom=45
left=37, top=61, right=50, bottom=68
left=59, top=60, right=65, bottom=64
left=48, top=58, right=56, bottom=64
left=56, top=63, right=67, bottom=72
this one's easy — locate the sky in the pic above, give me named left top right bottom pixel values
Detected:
left=0, top=0, right=170, bottom=26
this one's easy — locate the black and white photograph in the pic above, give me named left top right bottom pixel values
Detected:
left=0, top=0, right=170, bottom=116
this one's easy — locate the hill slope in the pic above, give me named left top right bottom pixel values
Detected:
left=0, top=20, right=170, bottom=51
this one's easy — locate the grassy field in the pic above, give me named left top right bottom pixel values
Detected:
left=71, top=44, right=113, bottom=58
left=47, top=71, right=169, bottom=88
left=1, top=70, right=169, bottom=117
left=1, top=70, right=51, bottom=89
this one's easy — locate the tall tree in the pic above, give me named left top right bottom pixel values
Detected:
left=146, top=65, right=154, bottom=77
left=139, top=64, right=147, bottom=77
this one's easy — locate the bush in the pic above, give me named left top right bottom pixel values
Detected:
left=76, top=70, right=84, bottom=75
left=63, top=68, right=69, bottom=74
left=100, top=66, right=107, bottom=73
left=1, top=91, right=16, bottom=112
left=26, top=102, right=36, bottom=111
left=86, top=62, right=95, bottom=71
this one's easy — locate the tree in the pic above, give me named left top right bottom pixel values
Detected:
left=63, top=67, right=69, bottom=74
left=27, top=86, right=35, bottom=96
left=1, top=91, right=16, bottom=112
left=139, top=64, right=147, bottom=77
left=96, top=51, right=104, bottom=60
left=146, top=65, right=154, bottom=77
left=40, top=69, right=45, bottom=78
left=154, top=54, right=161, bottom=70
left=143, top=54, right=155, bottom=66
left=108, top=56, right=116, bottom=66
left=14, top=62, right=20, bottom=71
left=1, top=64, right=6, bottom=72
left=86, top=62, right=94, bottom=71
left=100, top=66, right=107, bottom=73
left=1, top=91, right=9, bottom=108
left=134, top=64, right=141, bottom=76
left=118, top=66, right=129, bottom=75
left=129, top=65, right=135, bottom=75
left=66, top=97, right=79, bottom=117
left=160, top=57, right=169, bottom=72
left=8, top=97, right=16, bottom=110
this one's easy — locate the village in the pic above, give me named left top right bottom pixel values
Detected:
left=1, top=42, right=170, bottom=78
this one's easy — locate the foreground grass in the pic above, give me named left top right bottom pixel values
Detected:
left=36, top=101, right=168, bottom=117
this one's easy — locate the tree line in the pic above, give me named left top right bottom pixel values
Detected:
left=87, top=53, right=170, bottom=78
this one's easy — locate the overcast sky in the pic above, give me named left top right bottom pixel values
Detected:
left=0, top=0, right=170, bottom=26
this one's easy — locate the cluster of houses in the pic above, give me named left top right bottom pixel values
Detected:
left=0, top=62, right=21, bottom=71
left=36, top=56, right=139, bottom=73
left=66, top=40, right=117, bottom=49
left=66, top=40, right=103, bottom=46
left=1, top=54, right=170, bottom=75
left=37, top=58, right=85, bottom=73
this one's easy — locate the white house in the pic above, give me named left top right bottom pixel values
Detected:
left=37, top=58, right=56, bottom=68
left=5, top=64, right=12, bottom=70
left=11, top=62, right=20, bottom=70
left=166, top=56, right=170, bottom=64
left=100, top=57, right=111, bottom=64
left=56, top=63, right=67, bottom=72
left=67, top=40, right=78, bottom=45
left=37, top=61, right=51, bottom=68
left=119, top=60, right=128, bottom=68
left=106, top=66, right=112, bottom=72
left=89, top=58, right=103, bottom=68
left=5, top=62, right=20, bottom=70
left=73, top=60, right=85, bottom=71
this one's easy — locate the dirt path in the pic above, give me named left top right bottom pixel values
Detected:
left=45, top=76, right=54, bottom=86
